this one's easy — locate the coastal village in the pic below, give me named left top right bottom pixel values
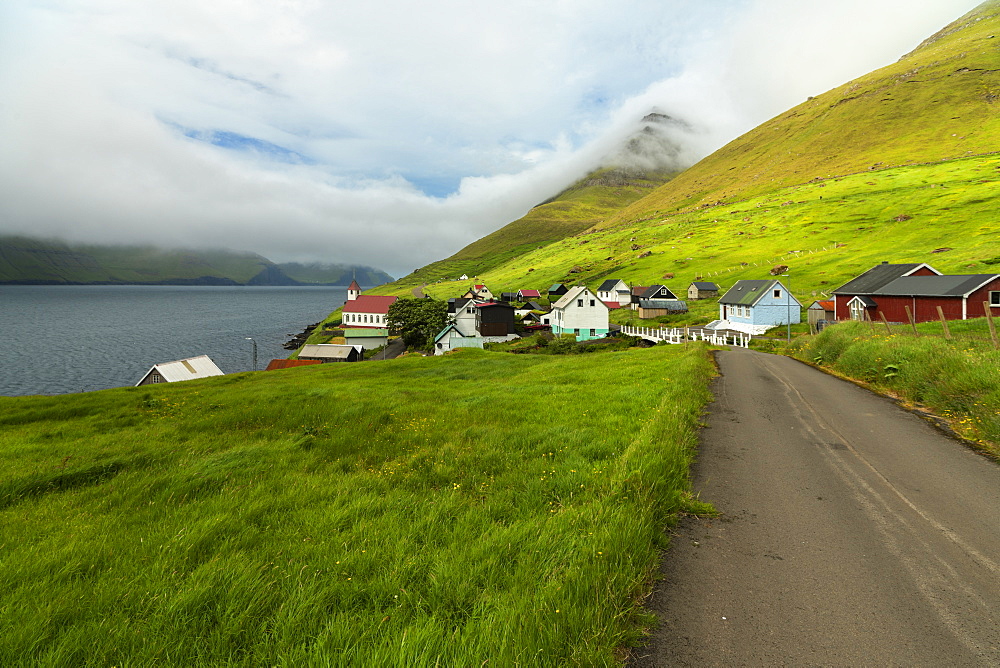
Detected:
left=137, top=261, right=1000, bottom=384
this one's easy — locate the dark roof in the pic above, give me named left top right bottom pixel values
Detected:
left=597, top=279, right=625, bottom=292
left=848, top=295, right=877, bottom=307
left=691, top=281, right=719, bottom=290
left=874, top=274, right=1000, bottom=297
left=523, top=301, right=544, bottom=310
left=639, top=284, right=677, bottom=300
left=833, top=263, right=937, bottom=294
left=548, top=283, right=567, bottom=292
left=448, top=297, right=473, bottom=313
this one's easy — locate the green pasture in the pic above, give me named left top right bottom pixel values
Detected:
left=0, top=344, right=715, bottom=666
left=409, top=155, right=999, bottom=322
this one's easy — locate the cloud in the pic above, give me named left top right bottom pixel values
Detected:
left=0, top=0, right=979, bottom=276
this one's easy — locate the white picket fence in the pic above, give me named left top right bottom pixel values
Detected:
left=620, top=325, right=751, bottom=348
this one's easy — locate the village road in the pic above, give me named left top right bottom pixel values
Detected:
left=630, top=348, right=1000, bottom=667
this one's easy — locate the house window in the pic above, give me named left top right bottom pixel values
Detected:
left=590, top=328, right=596, bottom=336
left=577, top=299, right=584, bottom=307
left=574, top=328, right=580, bottom=336
left=849, top=300, right=864, bottom=321
left=151, top=374, right=161, bottom=383
left=590, top=300, right=595, bottom=307
left=991, top=291, right=1000, bottom=306
left=774, top=289, right=782, bottom=298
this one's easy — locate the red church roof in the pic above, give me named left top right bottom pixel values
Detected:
left=342, top=295, right=397, bottom=315
left=348, top=279, right=361, bottom=291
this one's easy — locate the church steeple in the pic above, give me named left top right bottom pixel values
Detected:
left=347, top=273, right=361, bottom=301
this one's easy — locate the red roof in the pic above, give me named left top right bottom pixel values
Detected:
left=342, top=295, right=397, bottom=315
left=816, top=300, right=834, bottom=310
left=518, top=289, right=541, bottom=297
left=348, top=279, right=361, bottom=291
left=602, top=301, right=624, bottom=309
left=265, top=359, right=322, bottom=371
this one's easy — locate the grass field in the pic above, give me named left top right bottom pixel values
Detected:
left=0, top=344, right=715, bottom=666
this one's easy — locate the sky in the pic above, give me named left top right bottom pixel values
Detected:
left=0, top=0, right=980, bottom=278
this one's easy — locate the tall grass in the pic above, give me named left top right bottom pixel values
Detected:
left=795, top=321, right=1000, bottom=456
left=0, top=345, right=715, bottom=665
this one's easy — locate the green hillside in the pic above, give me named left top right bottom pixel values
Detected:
left=397, top=168, right=674, bottom=290
left=0, top=236, right=393, bottom=286
left=375, top=1, right=1000, bottom=313
left=603, top=0, right=1000, bottom=224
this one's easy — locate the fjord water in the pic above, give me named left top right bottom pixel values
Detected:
left=0, top=285, right=347, bottom=396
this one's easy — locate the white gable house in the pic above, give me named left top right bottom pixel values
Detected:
left=551, top=286, right=609, bottom=341
left=136, top=355, right=225, bottom=386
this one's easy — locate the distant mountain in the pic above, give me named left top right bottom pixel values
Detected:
left=0, top=236, right=394, bottom=286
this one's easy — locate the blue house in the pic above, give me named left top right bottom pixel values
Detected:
left=715, top=279, right=801, bottom=334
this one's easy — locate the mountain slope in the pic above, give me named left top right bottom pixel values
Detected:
left=0, top=236, right=393, bottom=286
left=600, top=0, right=1000, bottom=227
left=399, top=168, right=674, bottom=287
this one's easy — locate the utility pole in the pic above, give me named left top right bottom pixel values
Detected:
left=245, top=337, right=257, bottom=371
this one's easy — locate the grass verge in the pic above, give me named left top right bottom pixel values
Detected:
left=791, top=320, right=1000, bottom=457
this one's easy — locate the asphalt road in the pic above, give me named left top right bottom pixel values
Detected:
left=631, top=347, right=1000, bottom=667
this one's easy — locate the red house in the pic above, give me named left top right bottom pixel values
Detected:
left=834, top=262, right=1000, bottom=323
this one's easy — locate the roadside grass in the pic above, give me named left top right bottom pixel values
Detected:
left=794, top=320, right=1000, bottom=457
left=0, top=345, right=715, bottom=665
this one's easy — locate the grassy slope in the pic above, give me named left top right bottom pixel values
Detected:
left=370, top=2, right=1000, bottom=319
left=602, top=1, right=1000, bottom=223
left=0, top=345, right=714, bottom=665
left=409, top=154, right=999, bottom=312
left=389, top=168, right=673, bottom=293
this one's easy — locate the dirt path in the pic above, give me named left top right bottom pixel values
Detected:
left=630, top=348, right=1000, bottom=666
left=411, top=284, right=426, bottom=298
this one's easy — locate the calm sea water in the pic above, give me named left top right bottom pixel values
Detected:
left=0, top=285, right=348, bottom=396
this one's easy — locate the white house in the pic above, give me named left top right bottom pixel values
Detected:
left=550, top=286, right=610, bottom=341
left=136, top=355, right=225, bottom=386
left=596, top=279, right=631, bottom=308
left=342, top=295, right=397, bottom=328
left=712, top=279, right=801, bottom=335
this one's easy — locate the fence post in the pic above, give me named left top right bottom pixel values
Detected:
left=904, top=305, right=919, bottom=336
left=985, top=302, right=999, bottom=350
left=865, top=310, right=878, bottom=335
left=937, top=306, right=951, bottom=341
left=879, top=312, right=893, bottom=336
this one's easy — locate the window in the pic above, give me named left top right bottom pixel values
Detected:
left=849, top=300, right=864, bottom=321
left=590, top=328, right=596, bottom=336
left=574, top=328, right=580, bottom=336
left=577, top=299, right=584, bottom=307
left=590, top=300, right=595, bottom=307
left=774, top=289, right=782, bottom=298
left=991, top=291, right=1000, bottom=307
